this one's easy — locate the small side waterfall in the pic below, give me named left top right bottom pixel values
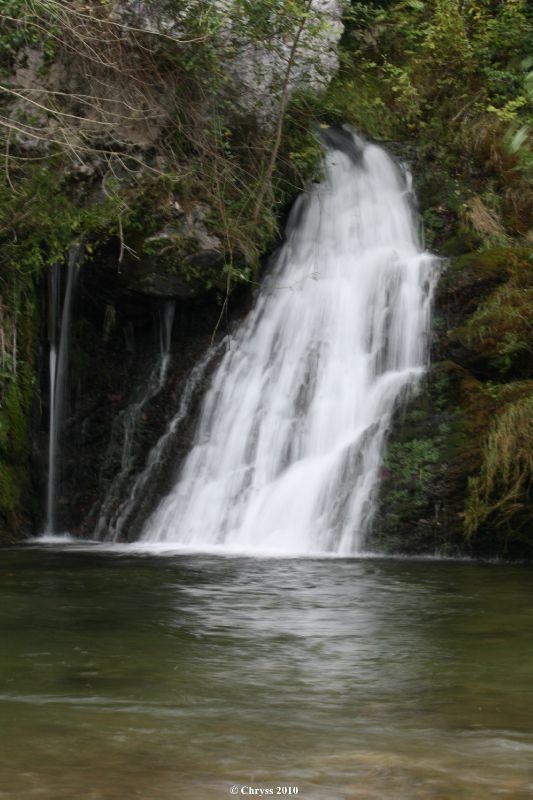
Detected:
left=93, top=300, right=176, bottom=540
left=100, top=339, right=226, bottom=541
left=115, top=301, right=175, bottom=479
left=45, top=245, right=82, bottom=534
left=45, top=265, right=60, bottom=534
left=141, top=133, right=439, bottom=555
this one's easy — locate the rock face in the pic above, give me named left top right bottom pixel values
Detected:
left=119, top=204, right=226, bottom=298
left=47, top=254, right=239, bottom=538
left=371, top=247, right=533, bottom=559
left=116, top=0, right=344, bottom=122
left=222, top=0, right=344, bottom=121
left=16, top=0, right=345, bottom=162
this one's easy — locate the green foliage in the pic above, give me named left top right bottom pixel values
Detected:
left=447, top=248, right=533, bottom=378
left=0, top=293, right=35, bottom=536
left=324, top=0, right=532, bottom=213
left=0, top=0, right=57, bottom=73
left=0, top=166, right=119, bottom=285
left=455, top=285, right=532, bottom=376
left=464, top=394, right=533, bottom=545
left=0, top=159, right=123, bottom=537
left=383, top=438, right=440, bottom=512
left=0, top=0, right=347, bottom=287
left=503, top=57, right=533, bottom=180
left=0, top=163, right=120, bottom=364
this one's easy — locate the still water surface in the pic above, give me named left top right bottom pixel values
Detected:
left=1, top=547, right=532, bottom=799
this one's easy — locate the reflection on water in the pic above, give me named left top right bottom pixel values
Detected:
left=1, top=548, right=532, bottom=799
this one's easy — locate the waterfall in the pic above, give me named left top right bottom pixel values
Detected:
left=93, top=300, right=176, bottom=540
left=45, top=245, right=82, bottom=534
left=141, top=132, right=439, bottom=554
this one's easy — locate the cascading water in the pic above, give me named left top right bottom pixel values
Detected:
left=45, top=244, right=82, bottom=534
left=93, top=300, right=176, bottom=540
left=141, top=131, right=439, bottom=555
left=100, top=339, right=226, bottom=541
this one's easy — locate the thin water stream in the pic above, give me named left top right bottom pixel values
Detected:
left=45, top=246, right=82, bottom=534
left=1, top=548, right=532, bottom=799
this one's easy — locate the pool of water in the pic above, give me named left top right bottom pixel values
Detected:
left=1, top=546, right=532, bottom=799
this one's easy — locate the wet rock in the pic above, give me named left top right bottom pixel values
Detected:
left=372, top=244, right=533, bottom=559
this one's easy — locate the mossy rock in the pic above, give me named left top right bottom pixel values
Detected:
left=439, top=247, right=532, bottom=312
left=370, top=350, right=533, bottom=558
left=120, top=254, right=226, bottom=298
left=445, top=249, right=533, bottom=380
left=371, top=360, right=474, bottom=555
left=464, top=390, right=533, bottom=558
left=438, top=231, right=475, bottom=257
left=0, top=284, right=39, bottom=543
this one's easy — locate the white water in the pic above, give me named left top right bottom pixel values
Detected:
left=141, top=133, right=438, bottom=555
left=45, top=246, right=81, bottom=534
left=93, top=301, right=176, bottom=540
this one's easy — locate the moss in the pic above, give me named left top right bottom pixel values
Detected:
left=0, top=461, right=23, bottom=513
left=445, top=248, right=533, bottom=380
left=0, top=382, right=27, bottom=456
left=441, top=247, right=531, bottom=306
left=372, top=346, right=533, bottom=558
left=379, top=438, right=440, bottom=519
left=0, top=288, right=38, bottom=542
left=465, top=394, right=533, bottom=555
left=371, top=360, right=470, bottom=555
left=450, top=287, right=532, bottom=378
left=438, top=233, right=473, bottom=258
